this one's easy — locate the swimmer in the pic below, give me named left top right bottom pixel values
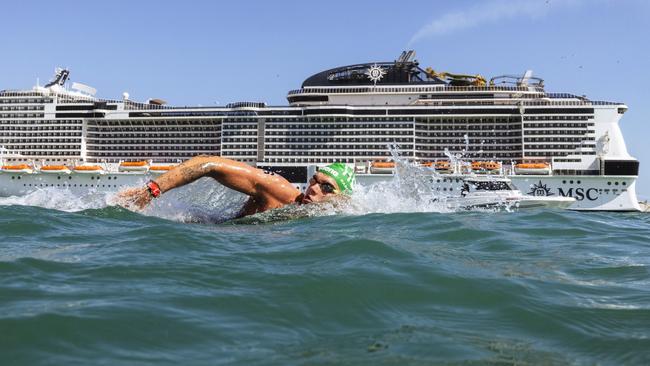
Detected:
left=117, top=155, right=355, bottom=217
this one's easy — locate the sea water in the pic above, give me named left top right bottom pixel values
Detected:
left=1, top=169, right=649, bottom=365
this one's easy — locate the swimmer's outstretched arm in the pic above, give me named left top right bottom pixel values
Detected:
left=117, top=156, right=300, bottom=209
left=156, top=155, right=295, bottom=196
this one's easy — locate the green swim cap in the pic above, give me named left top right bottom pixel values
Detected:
left=318, top=163, right=356, bottom=194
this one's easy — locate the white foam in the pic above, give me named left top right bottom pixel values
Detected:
left=0, top=147, right=513, bottom=221
left=0, top=187, right=114, bottom=212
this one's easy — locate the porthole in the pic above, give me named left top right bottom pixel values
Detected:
left=562, top=180, right=566, bottom=184
left=570, top=180, right=574, bottom=184
left=607, top=182, right=611, bottom=185
left=577, top=180, right=581, bottom=184
left=615, top=182, right=619, bottom=186
left=622, top=182, right=627, bottom=186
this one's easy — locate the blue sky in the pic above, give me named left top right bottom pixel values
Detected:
left=2, top=0, right=649, bottom=197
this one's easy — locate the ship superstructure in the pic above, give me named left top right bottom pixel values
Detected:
left=0, top=52, right=641, bottom=210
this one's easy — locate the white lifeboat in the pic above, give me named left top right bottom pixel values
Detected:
left=119, top=161, right=149, bottom=172
left=1, top=164, right=34, bottom=174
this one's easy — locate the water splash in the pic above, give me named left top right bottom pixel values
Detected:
left=0, top=147, right=515, bottom=222
left=0, top=187, right=114, bottom=212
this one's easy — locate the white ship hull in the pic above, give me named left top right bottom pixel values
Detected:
left=0, top=171, right=148, bottom=197
left=353, top=173, right=640, bottom=211
left=509, top=175, right=640, bottom=211
left=0, top=170, right=635, bottom=211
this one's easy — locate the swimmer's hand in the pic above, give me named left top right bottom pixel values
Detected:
left=115, top=187, right=153, bottom=210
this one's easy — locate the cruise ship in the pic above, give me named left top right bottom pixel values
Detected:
left=0, top=51, right=641, bottom=210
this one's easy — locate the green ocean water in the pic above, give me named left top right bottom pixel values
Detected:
left=0, top=168, right=650, bottom=366
left=1, top=198, right=649, bottom=365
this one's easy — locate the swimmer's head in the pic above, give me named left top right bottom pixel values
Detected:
left=302, top=163, right=355, bottom=204
left=318, top=163, right=355, bottom=194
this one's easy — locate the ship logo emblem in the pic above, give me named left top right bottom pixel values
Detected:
left=365, top=64, right=387, bottom=84
left=528, top=180, right=553, bottom=196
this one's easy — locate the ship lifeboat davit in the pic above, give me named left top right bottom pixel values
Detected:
left=119, top=161, right=149, bottom=172
left=40, top=165, right=71, bottom=174
left=149, top=165, right=176, bottom=174
left=370, top=161, right=395, bottom=174
left=73, top=165, right=104, bottom=174
left=1, top=164, right=34, bottom=174
left=514, top=163, right=551, bottom=175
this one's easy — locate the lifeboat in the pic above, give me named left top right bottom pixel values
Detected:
left=370, top=161, right=395, bottom=174
left=483, top=161, right=502, bottom=171
left=434, top=161, right=451, bottom=173
left=1, top=164, right=33, bottom=174
left=419, top=161, right=433, bottom=168
left=471, top=161, right=502, bottom=173
left=40, top=165, right=71, bottom=174
left=149, top=165, right=176, bottom=174
left=119, top=161, right=149, bottom=172
left=514, top=163, right=551, bottom=175
left=73, top=165, right=104, bottom=174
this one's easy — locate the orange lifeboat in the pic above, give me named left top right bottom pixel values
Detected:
left=370, top=161, right=395, bottom=174
left=434, top=161, right=450, bottom=171
left=514, top=162, right=551, bottom=175
left=471, top=161, right=502, bottom=173
left=1, top=164, right=33, bottom=174
left=149, top=165, right=176, bottom=173
left=73, top=165, right=104, bottom=174
left=119, top=161, right=149, bottom=172
left=40, top=165, right=71, bottom=174
left=482, top=161, right=501, bottom=171
left=420, top=161, right=433, bottom=168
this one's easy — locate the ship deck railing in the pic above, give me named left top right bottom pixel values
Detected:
left=287, top=85, right=546, bottom=95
